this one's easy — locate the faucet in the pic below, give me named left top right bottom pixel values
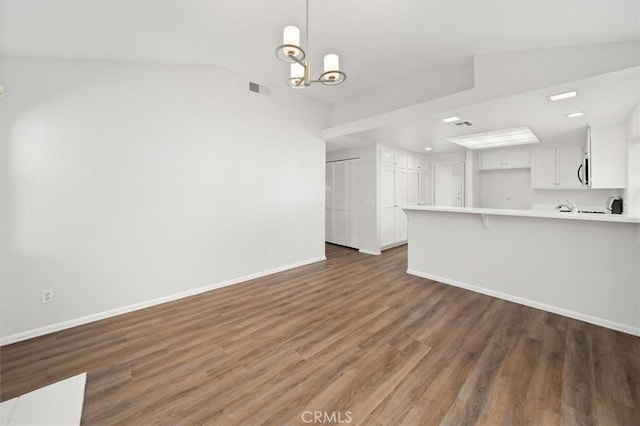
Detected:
left=555, top=199, right=579, bottom=213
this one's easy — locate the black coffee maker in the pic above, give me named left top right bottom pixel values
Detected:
left=608, top=197, right=623, bottom=214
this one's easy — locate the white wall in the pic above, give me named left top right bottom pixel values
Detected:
left=331, top=60, right=475, bottom=125
left=326, top=144, right=379, bottom=254
left=624, top=103, right=640, bottom=217
left=0, top=57, right=331, bottom=342
left=407, top=210, right=640, bottom=335
left=479, top=168, right=620, bottom=210
left=480, top=169, right=532, bottom=209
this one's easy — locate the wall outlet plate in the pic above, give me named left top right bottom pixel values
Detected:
left=42, top=289, right=53, bottom=304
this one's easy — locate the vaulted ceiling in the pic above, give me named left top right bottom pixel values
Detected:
left=1, top=0, right=638, bottom=104
left=2, top=1, right=639, bottom=153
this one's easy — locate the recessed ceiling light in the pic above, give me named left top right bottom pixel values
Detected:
left=441, top=116, right=460, bottom=123
left=565, top=112, right=584, bottom=118
left=447, top=126, right=540, bottom=150
left=547, top=90, right=578, bottom=101
left=424, top=147, right=433, bottom=151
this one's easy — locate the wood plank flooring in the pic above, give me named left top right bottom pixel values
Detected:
left=1, top=244, right=639, bottom=425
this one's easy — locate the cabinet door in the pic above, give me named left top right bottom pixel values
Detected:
left=381, top=147, right=395, bottom=167
left=480, top=151, right=503, bottom=170
left=394, top=206, right=407, bottom=242
left=408, top=154, right=420, bottom=170
left=418, top=156, right=428, bottom=171
left=531, top=149, right=557, bottom=188
left=407, top=170, right=419, bottom=204
left=418, top=171, right=429, bottom=205
left=590, top=123, right=627, bottom=188
left=381, top=207, right=395, bottom=247
left=556, top=145, right=584, bottom=188
left=393, top=169, right=408, bottom=243
left=394, top=151, right=408, bottom=168
left=503, top=150, right=530, bottom=168
left=381, top=167, right=395, bottom=208
left=394, top=169, right=408, bottom=206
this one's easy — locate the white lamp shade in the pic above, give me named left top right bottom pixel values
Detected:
left=290, top=63, right=305, bottom=79
left=324, top=54, right=340, bottom=72
left=283, top=26, right=300, bottom=47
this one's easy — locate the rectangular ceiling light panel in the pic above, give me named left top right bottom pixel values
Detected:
left=447, top=126, right=540, bottom=150
left=547, top=90, right=577, bottom=101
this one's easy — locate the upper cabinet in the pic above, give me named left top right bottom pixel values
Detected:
left=531, top=145, right=584, bottom=189
left=479, top=150, right=530, bottom=170
left=588, top=123, right=627, bottom=189
left=381, top=146, right=408, bottom=168
left=408, top=154, right=428, bottom=171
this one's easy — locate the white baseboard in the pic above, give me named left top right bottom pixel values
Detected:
left=407, top=269, right=640, bottom=337
left=358, top=249, right=381, bottom=256
left=381, top=241, right=407, bottom=251
left=1, top=256, right=326, bottom=346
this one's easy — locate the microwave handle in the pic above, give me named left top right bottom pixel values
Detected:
left=577, top=164, right=584, bottom=184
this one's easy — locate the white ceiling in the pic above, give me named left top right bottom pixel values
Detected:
left=340, top=67, right=640, bottom=154
left=1, top=0, right=639, bottom=104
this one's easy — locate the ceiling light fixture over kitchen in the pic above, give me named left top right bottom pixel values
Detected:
left=547, top=90, right=578, bottom=101
left=447, top=126, right=540, bottom=150
left=424, top=147, right=433, bottom=151
left=275, top=0, right=346, bottom=89
left=441, top=116, right=461, bottom=123
left=565, top=112, right=584, bottom=118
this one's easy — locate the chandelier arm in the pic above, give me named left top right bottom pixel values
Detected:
left=291, top=55, right=307, bottom=67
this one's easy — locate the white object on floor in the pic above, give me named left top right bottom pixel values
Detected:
left=0, top=398, right=18, bottom=426
left=0, top=372, right=86, bottom=426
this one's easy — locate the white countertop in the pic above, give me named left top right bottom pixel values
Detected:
left=403, top=205, right=640, bottom=223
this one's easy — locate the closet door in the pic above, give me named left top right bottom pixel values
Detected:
left=325, top=163, right=334, bottom=242
left=332, top=161, right=349, bottom=245
left=325, top=159, right=360, bottom=248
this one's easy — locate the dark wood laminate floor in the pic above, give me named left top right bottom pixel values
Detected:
left=1, top=244, right=639, bottom=425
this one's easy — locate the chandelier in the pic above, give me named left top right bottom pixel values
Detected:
left=275, top=0, right=346, bottom=89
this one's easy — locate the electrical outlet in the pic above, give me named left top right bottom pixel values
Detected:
left=41, top=289, right=53, bottom=304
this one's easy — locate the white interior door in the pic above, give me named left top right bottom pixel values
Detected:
left=434, top=161, right=465, bottom=207
left=325, top=159, right=360, bottom=248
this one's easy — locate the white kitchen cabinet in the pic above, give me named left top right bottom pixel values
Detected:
left=380, top=166, right=408, bottom=248
left=408, top=154, right=428, bottom=171
left=588, top=123, right=627, bottom=188
left=381, top=146, right=409, bottom=168
left=394, top=169, right=408, bottom=242
left=479, top=150, right=530, bottom=170
left=408, top=170, right=419, bottom=204
left=531, top=145, right=584, bottom=189
left=418, top=171, right=429, bottom=205
left=379, top=146, right=427, bottom=249
left=380, top=167, right=396, bottom=247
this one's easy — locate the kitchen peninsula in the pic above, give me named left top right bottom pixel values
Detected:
left=404, top=206, right=640, bottom=335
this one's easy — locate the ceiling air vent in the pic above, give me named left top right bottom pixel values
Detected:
left=455, top=121, right=473, bottom=126
left=249, top=82, right=270, bottom=96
